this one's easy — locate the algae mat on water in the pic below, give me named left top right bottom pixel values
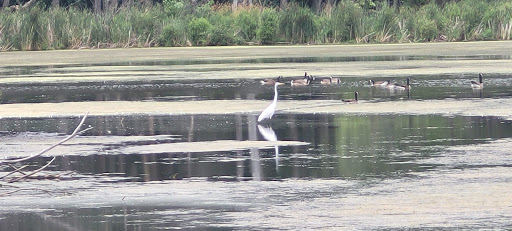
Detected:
left=0, top=98, right=511, bottom=120
left=2, top=41, right=512, bottom=67
left=1, top=41, right=512, bottom=83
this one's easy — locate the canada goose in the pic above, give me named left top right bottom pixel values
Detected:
left=369, top=79, right=389, bottom=87
left=342, top=92, right=358, bottom=103
left=332, top=77, right=341, bottom=84
left=471, top=73, right=483, bottom=89
left=393, top=77, right=411, bottom=90
left=320, top=77, right=333, bottom=85
left=320, top=76, right=341, bottom=85
left=261, top=76, right=284, bottom=85
left=291, top=72, right=311, bottom=86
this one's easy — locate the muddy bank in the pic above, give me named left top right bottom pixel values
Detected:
left=1, top=98, right=511, bottom=120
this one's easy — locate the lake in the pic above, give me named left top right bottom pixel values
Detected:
left=1, top=42, right=512, bottom=230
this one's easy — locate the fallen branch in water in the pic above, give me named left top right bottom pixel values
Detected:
left=0, top=165, right=28, bottom=180
left=0, top=112, right=92, bottom=183
left=0, top=112, right=91, bottom=165
left=8, top=157, right=56, bottom=183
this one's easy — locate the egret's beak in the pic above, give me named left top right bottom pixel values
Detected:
left=277, top=82, right=285, bottom=86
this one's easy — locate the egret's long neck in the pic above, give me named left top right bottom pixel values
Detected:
left=273, top=84, right=279, bottom=104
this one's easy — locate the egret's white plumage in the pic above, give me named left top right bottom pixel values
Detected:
left=258, top=82, right=284, bottom=122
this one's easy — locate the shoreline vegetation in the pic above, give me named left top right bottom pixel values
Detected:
left=0, top=0, right=511, bottom=51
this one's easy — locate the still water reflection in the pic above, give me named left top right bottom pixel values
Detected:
left=1, top=114, right=511, bottom=182
left=1, top=74, right=511, bottom=104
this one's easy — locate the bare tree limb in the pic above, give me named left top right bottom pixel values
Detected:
left=21, top=0, right=37, bottom=9
left=0, top=187, right=55, bottom=197
left=8, top=156, right=56, bottom=183
left=1, top=112, right=90, bottom=165
left=0, top=165, right=28, bottom=179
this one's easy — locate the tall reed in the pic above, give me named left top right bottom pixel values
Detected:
left=0, top=0, right=511, bottom=51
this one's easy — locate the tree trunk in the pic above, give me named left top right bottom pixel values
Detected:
left=22, top=0, right=37, bottom=9
left=393, top=0, right=399, bottom=12
left=110, top=0, right=118, bottom=10
left=280, top=0, right=286, bottom=9
left=313, top=0, right=322, bottom=14
left=121, top=0, right=133, bottom=8
left=94, top=0, right=102, bottom=13
left=232, top=0, right=238, bottom=11
left=103, top=0, right=117, bottom=11
left=52, top=0, right=59, bottom=7
left=3, top=0, right=10, bottom=8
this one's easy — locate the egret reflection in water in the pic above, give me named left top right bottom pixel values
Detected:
left=258, top=124, right=279, bottom=171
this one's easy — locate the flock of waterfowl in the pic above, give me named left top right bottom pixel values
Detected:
left=257, top=72, right=485, bottom=122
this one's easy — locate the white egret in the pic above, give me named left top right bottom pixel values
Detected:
left=258, top=82, right=285, bottom=122
left=471, top=73, right=484, bottom=89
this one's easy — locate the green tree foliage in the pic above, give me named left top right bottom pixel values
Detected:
left=163, top=0, right=185, bottom=17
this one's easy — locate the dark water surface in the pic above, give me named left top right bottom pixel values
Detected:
left=1, top=114, right=511, bottom=182
left=1, top=73, right=511, bottom=104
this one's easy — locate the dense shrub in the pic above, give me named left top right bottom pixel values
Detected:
left=235, top=7, right=260, bottom=41
left=159, top=21, right=187, bottom=46
left=188, top=17, right=211, bottom=45
left=209, top=13, right=237, bottom=45
left=258, top=8, right=278, bottom=45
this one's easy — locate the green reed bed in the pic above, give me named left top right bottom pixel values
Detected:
left=0, top=0, right=511, bottom=51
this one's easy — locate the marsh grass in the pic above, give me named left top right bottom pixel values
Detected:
left=0, top=0, right=511, bottom=50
